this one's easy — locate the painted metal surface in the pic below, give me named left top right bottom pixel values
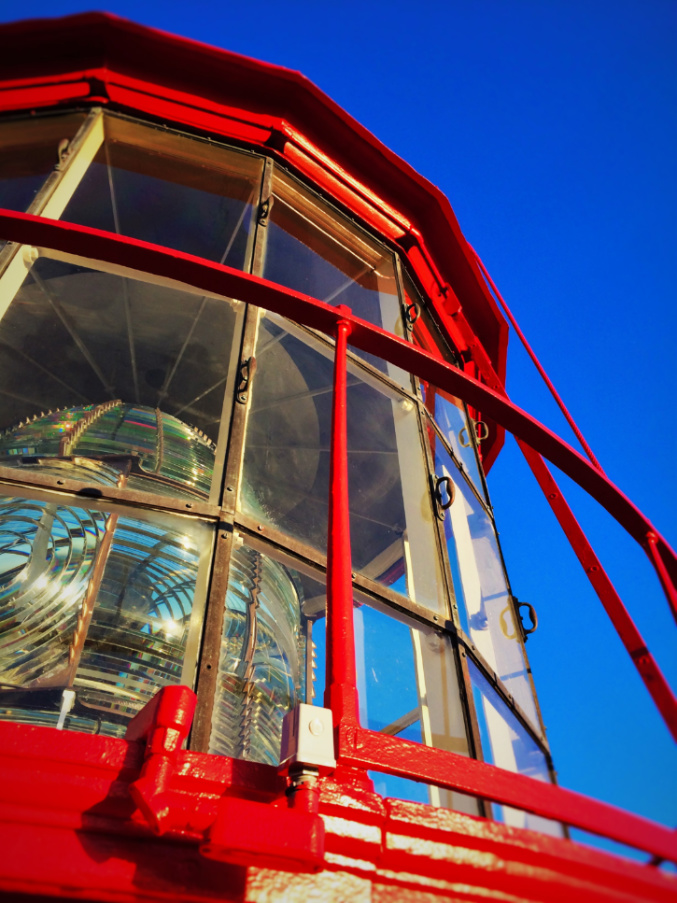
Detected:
left=0, top=17, right=674, bottom=900
left=0, top=705, right=676, bottom=902
left=325, top=313, right=359, bottom=728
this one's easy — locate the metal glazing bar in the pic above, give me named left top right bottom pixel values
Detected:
left=337, top=724, right=677, bottom=863
left=518, top=441, right=677, bottom=740
left=0, top=217, right=673, bottom=637
left=324, top=312, right=359, bottom=726
left=189, top=527, right=234, bottom=752
left=105, top=139, right=139, bottom=403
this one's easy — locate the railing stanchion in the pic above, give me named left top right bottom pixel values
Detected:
left=324, top=312, right=359, bottom=727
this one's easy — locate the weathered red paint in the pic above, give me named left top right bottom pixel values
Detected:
left=126, top=685, right=198, bottom=835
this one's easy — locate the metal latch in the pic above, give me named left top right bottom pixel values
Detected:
left=258, top=196, right=274, bottom=227
left=432, top=474, right=455, bottom=519
left=236, top=356, right=257, bottom=404
left=459, top=419, right=489, bottom=447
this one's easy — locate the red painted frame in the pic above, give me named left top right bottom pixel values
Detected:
left=0, top=209, right=674, bottom=862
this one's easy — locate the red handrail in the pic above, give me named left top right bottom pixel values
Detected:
left=0, top=210, right=674, bottom=860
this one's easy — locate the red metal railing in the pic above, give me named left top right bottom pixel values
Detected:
left=0, top=210, right=674, bottom=863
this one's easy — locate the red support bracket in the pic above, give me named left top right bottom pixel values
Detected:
left=125, top=684, right=197, bottom=835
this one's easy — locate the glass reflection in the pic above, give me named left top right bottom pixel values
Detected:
left=0, top=253, right=242, bottom=500
left=62, top=114, right=262, bottom=269
left=210, top=541, right=312, bottom=765
left=0, top=114, right=86, bottom=214
left=242, top=316, right=445, bottom=612
left=264, top=169, right=408, bottom=383
left=0, top=492, right=209, bottom=736
left=469, top=660, right=562, bottom=837
left=312, top=597, right=477, bottom=813
left=427, top=417, right=540, bottom=729
left=404, top=270, right=486, bottom=497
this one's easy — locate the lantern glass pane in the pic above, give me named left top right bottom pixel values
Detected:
left=428, top=421, right=540, bottom=729
left=209, top=539, right=319, bottom=764
left=0, top=488, right=211, bottom=736
left=0, top=114, right=87, bottom=214
left=242, top=315, right=445, bottom=613
left=403, top=270, right=486, bottom=498
left=312, top=596, right=478, bottom=814
left=61, top=114, right=263, bottom=270
left=0, top=252, right=244, bottom=503
left=468, top=659, right=562, bottom=836
left=264, top=168, right=409, bottom=385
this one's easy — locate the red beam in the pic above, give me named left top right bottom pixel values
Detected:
left=338, top=725, right=677, bottom=863
left=518, top=442, right=677, bottom=740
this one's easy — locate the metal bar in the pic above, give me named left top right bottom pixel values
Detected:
left=456, top=630, right=550, bottom=752
left=470, top=244, right=604, bottom=472
left=645, top=531, right=677, bottom=629
left=337, top=724, right=677, bottom=863
left=104, top=141, right=140, bottom=405
left=0, top=217, right=674, bottom=643
left=518, top=441, right=677, bottom=741
left=0, top=464, right=220, bottom=520
left=189, top=525, right=233, bottom=752
left=66, top=511, right=118, bottom=684
left=324, top=312, right=359, bottom=726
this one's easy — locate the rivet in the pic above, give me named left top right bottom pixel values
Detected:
left=257, top=525, right=264, bottom=532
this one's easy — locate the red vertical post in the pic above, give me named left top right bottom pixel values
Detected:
left=324, top=312, right=359, bottom=726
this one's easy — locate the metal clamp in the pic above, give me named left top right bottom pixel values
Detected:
left=517, top=600, right=538, bottom=637
left=258, top=196, right=274, bottom=227
left=236, top=356, right=257, bottom=404
left=432, top=474, right=455, bottom=519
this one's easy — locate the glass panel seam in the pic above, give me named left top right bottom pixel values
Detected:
left=460, top=635, right=551, bottom=754
left=235, top=514, right=459, bottom=633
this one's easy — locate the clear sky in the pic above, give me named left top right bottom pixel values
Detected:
left=2, top=0, right=675, bottom=858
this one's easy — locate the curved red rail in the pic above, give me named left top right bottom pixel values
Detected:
left=0, top=211, right=672, bottom=591
left=0, top=210, right=674, bottom=861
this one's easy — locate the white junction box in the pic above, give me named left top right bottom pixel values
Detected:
left=280, top=703, right=336, bottom=771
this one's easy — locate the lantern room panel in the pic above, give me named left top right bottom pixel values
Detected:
left=0, top=106, right=552, bottom=812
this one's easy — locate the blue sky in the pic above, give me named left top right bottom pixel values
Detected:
left=2, top=0, right=675, bottom=854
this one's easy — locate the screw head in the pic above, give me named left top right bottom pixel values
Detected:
left=308, top=717, right=324, bottom=736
